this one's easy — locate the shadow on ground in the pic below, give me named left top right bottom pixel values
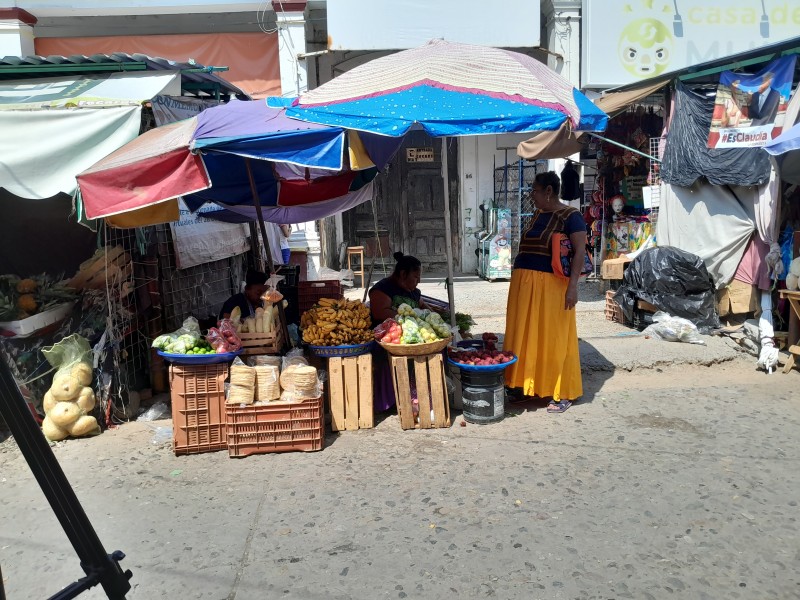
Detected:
left=501, top=340, right=615, bottom=415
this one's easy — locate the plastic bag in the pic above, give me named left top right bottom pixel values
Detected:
left=282, top=348, right=308, bottom=371
left=151, top=317, right=202, bottom=351
left=254, top=364, right=280, bottom=402
left=287, top=323, right=300, bottom=348
left=262, top=273, right=284, bottom=304
left=249, top=355, right=282, bottom=368
left=206, top=319, right=242, bottom=354
left=279, top=364, right=320, bottom=402
left=138, top=401, right=170, bottom=421
left=218, top=319, right=242, bottom=351
left=41, top=334, right=99, bottom=440
left=642, top=312, right=706, bottom=345
left=149, top=425, right=173, bottom=445
left=614, top=247, right=720, bottom=333
left=374, top=318, right=398, bottom=342
left=228, top=357, right=255, bottom=405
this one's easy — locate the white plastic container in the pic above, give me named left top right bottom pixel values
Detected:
left=0, top=303, right=75, bottom=338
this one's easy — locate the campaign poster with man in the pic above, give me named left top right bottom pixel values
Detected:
left=707, top=55, right=796, bottom=149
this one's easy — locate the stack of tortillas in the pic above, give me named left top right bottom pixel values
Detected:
left=228, top=363, right=255, bottom=404
left=254, top=365, right=280, bottom=402
left=252, top=355, right=282, bottom=369
left=293, top=366, right=318, bottom=398
left=280, top=364, right=318, bottom=400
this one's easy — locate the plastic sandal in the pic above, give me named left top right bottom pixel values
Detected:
left=546, top=400, right=572, bottom=413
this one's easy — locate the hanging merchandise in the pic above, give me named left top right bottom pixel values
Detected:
left=660, top=82, right=771, bottom=187
left=560, top=161, right=581, bottom=201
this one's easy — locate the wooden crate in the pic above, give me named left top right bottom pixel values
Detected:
left=328, top=355, right=373, bottom=431
left=390, top=353, right=451, bottom=430
left=636, top=299, right=658, bottom=313
left=238, top=327, right=283, bottom=356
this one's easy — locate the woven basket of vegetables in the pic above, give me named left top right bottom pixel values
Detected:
left=374, top=303, right=452, bottom=356
left=378, top=337, right=451, bottom=357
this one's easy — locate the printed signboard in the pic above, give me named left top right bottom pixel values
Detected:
left=328, top=0, right=539, bottom=50
left=707, top=55, right=796, bottom=148
left=582, top=0, right=800, bottom=88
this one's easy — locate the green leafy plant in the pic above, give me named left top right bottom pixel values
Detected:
left=442, top=311, right=475, bottom=333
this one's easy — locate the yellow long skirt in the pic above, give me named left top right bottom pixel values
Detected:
left=503, top=269, right=583, bottom=401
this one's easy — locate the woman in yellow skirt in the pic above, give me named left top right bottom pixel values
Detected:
left=504, top=171, right=585, bottom=412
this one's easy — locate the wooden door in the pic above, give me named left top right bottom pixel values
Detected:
left=344, top=131, right=458, bottom=273
left=403, top=168, right=446, bottom=264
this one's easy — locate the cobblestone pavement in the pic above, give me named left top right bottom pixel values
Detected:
left=2, top=276, right=796, bottom=599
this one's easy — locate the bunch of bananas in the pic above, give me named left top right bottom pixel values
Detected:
left=301, top=298, right=373, bottom=346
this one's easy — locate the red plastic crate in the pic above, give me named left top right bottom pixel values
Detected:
left=225, top=396, right=324, bottom=457
left=297, top=280, right=342, bottom=315
left=604, top=290, right=624, bottom=324
left=169, top=364, right=228, bottom=455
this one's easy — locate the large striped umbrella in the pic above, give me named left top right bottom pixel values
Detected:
left=273, top=39, right=607, bottom=136
left=270, top=40, right=608, bottom=321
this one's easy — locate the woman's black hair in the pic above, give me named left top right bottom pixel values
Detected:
left=392, top=252, right=421, bottom=276
left=534, top=171, right=561, bottom=197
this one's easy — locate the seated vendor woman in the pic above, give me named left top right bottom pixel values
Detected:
left=369, top=252, right=431, bottom=324
left=219, top=270, right=268, bottom=320
left=369, top=252, right=430, bottom=413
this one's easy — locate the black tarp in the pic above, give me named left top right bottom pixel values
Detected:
left=660, top=81, right=771, bottom=187
left=614, top=247, right=720, bottom=333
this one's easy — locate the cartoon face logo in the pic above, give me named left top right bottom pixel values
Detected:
left=618, top=19, right=673, bottom=78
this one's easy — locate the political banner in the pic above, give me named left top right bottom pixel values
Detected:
left=707, top=55, right=796, bottom=149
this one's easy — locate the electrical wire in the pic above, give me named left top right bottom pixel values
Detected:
left=256, top=1, right=279, bottom=34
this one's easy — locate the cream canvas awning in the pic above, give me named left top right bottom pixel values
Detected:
left=0, top=72, right=179, bottom=199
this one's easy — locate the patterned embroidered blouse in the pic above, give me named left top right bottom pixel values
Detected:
left=514, top=206, right=585, bottom=273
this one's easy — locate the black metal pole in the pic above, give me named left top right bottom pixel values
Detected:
left=246, top=158, right=292, bottom=349
left=0, top=358, right=131, bottom=599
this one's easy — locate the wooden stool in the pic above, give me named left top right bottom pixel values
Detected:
left=346, top=246, right=365, bottom=288
left=783, top=345, right=800, bottom=374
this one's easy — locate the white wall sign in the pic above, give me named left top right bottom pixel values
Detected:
left=582, top=0, right=800, bottom=88
left=327, top=0, right=540, bottom=50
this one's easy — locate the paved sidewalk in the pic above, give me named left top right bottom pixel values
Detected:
left=347, top=274, right=743, bottom=372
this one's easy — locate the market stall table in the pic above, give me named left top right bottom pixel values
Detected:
left=779, top=290, right=800, bottom=374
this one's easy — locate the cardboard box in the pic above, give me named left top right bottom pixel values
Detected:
left=717, top=279, right=759, bottom=317
left=601, top=256, right=632, bottom=280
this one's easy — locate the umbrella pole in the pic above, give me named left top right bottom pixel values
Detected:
left=245, top=158, right=276, bottom=273
left=246, top=158, right=290, bottom=350
left=441, top=137, right=458, bottom=330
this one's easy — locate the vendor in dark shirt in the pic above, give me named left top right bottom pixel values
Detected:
left=219, top=270, right=268, bottom=320
left=368, top=252, right=432, bottom=326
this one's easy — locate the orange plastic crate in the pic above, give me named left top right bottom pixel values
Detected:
left=605, top=290, right=624, bottom=324
left=225, top=396, right=325, bottom=457
left=169, top=364, right=229, bottom=455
